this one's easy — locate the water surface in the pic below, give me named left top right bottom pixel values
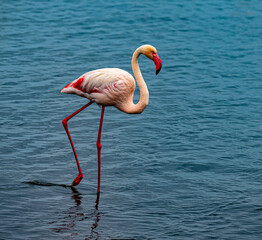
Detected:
left=1, top=0, right=262, bottom=239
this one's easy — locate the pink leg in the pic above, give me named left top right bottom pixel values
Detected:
left=62, top=102, right=93, bottom=186
left=96, top=106, right=105, bottom=193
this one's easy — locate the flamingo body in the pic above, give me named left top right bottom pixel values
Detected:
left=60, top=45, right=162, bottom=190
left=61, top=68, right=135, bottom=109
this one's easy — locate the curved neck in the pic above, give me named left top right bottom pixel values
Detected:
left=124, top=48, right=149, bottom=114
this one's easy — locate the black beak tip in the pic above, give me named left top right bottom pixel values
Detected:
left=156, top=67, right=161, bottom=75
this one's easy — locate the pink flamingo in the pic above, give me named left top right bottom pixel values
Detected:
left=60, top=45, right=162, bottom=191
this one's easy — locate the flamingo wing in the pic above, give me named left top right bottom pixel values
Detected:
left=60, top=68, right=135, bottom=106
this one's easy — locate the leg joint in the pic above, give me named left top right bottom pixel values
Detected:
left=62, top=119, right=68, bottom=127
left=96, top=141, right=102, bottom=150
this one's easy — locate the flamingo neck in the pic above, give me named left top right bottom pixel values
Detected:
left=124, top=47, right=149, bottom=114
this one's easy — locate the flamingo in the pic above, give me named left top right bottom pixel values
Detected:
left=60, top=45, right=162, bottom=192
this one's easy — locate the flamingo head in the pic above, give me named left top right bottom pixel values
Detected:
left=140, top=45, right=162, bottom=75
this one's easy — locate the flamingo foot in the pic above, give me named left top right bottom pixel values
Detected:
left=71, top=173, right=83, bottom=186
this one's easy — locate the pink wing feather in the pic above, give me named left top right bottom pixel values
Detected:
left=60, top=68, right=135, bottom=106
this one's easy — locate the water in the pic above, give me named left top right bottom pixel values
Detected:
left=1, top=0, right=262, bottom=239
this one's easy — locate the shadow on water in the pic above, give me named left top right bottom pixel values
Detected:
left=25, top=180, right=74, bottom=188
left=24, top=181, right=101, bottom=239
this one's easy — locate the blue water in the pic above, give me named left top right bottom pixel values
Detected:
left=1, top=0, right=262, bottom=239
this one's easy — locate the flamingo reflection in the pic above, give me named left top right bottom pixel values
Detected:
left=53, top=187, right=102, bottom=239
left=25, top=181, right=102, bottom=238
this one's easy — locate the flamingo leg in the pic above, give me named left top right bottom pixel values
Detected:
left=96, top=106, right=105, bottom=193
left=62, top=101, right=93, bottom=186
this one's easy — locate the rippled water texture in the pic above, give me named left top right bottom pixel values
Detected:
left=1, top=0, right=262, bottom=239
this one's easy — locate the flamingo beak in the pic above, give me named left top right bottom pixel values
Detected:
left=153, top=53, right=162, bottom=75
